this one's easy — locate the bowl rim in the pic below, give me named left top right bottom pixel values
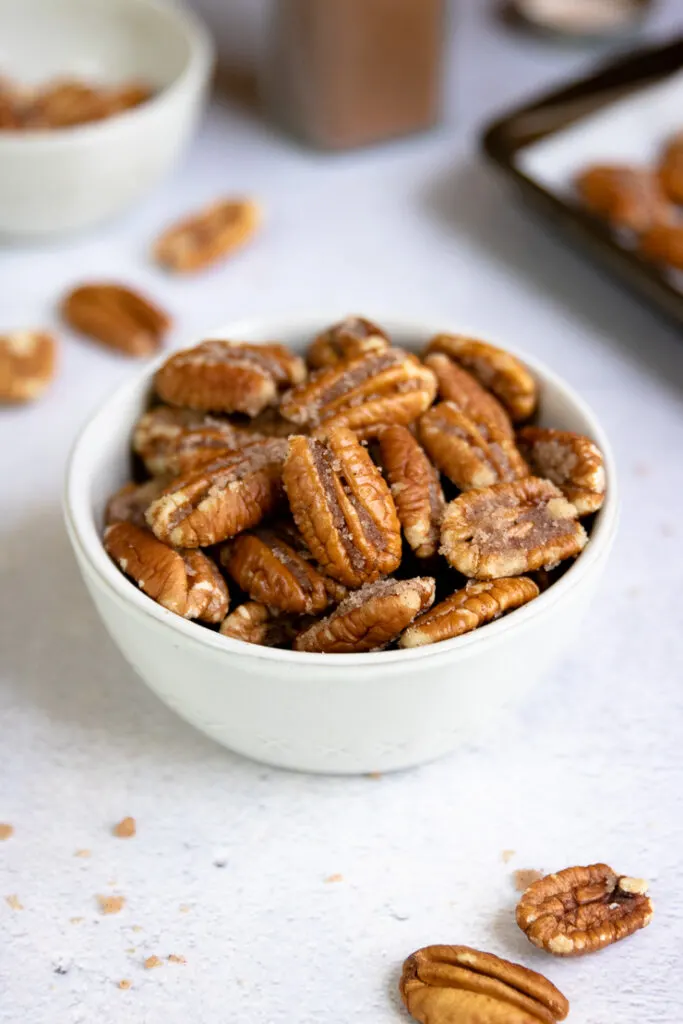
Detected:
left=0, top=0, right=214, bottom=145
left=64, top=313, right=620, bottom=667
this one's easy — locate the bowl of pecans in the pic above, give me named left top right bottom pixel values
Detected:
left=64, top=314, right=618, bottom=773
left=0, top=0, right=213, bottom=238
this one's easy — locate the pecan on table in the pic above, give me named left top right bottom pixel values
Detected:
left=219, top=602, right=299, bottom=647
left=424, top=352, right=514, bottom=439
left=659, top=131, right=683, bottom=203
left=282, top=427, right=402, bottom=587
left=425, top=334, right=537, bottom=422
left=400, top=577, right=539, bottom=648
left=280, top=347, right=436, bottom=439
left=154, top=340, right=305, bottom=417
left=306, top=316, right=390, bottom=369
left=517, top=427, right=605, bottom=516
left=376, top=425, right=444, bottom=558
left=516, top=864, right=653, bottom=957
left=575, top=164, right=671, bottom=233
left=62, top=283, right=171, bottom=357
left=104, top=522, right=228, bottom=622
left=153, top=198, right=261, bottom=273
left=0, top=330, right=56, bottom=403
left=220, top=528, right=343, bottom=615
left=145, top=438, right=288, bottom=548
left=105, top=477, right=170, bottom=529
left=400, top=945, right=569, bottom=1024
left=639, top=223, right=683, bottom=270
left=419, top=402, right=528, bottom=491
left=294, top=576, right=435, bottom=653
left=441, top=477, right=587, bottom=579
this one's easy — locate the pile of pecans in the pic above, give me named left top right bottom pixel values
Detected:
left=0, top=74, right=152, bottom=131
left=102, top=316, right=607, bottom=654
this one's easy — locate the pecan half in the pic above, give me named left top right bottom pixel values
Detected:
left=0, top=331, right=56, bottom=403
left=575, top=164, right=671, bottom=233
left=155, top=340, right=305, bottom=417
left=282, top=427, right=402, bottom=587
left=220, top=528, right=342, bottom=614
left=105, top=477, right=170, bottom=529
left=659, top=132, right=683, bottom=203
left=517, top=427, right=605, bottom=515
left=219, top=602, right=299, bottom=647
left=294, top=577, right=434, bottom=653
left=400, top=945, right=569, bottom=1024
left=62, top=284, right=171, bottom=357
left=24, top=79, right=108, bottom=128
left=639, top=223, right=683, bottom=270
left=419, top=402, right=528, bottom=491
left=153, top=198, right=261, bottom=273
left=376, top=425, right=444, bottom=558
left=145, top=438, right=288, bottom=547
left=307, top=316, right=390, bottom=369
left=425, top=335, right=537, bottom=422
left=133, top=406, right=260, bottom=477
left=104, top=522, right=228, bottom=622
left=516, top=864, right=653, bottom=957
left=400, top=577, right=539, bottom=648
left=441, top=477, right=587, bottom=579
left=424, top=352, right=514, bottom=438
left=281, top=348, right=436, bottom=439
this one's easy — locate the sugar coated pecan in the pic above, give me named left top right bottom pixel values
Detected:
left=639, top=223, right=683, bottom=270
left=219, top=602, right=299, bottom=647
left=420, top=402, right=528, bottom=490
left=145, top=438, right=287, bottom=547
left=24, top=79, right=108, bottom=128
left=400, top=945, right=569, bottom=1024
left=659, top=132, right=683, bottom=203
left=517, top=427, right=605, bottom=515
left=307, top=316, right=390, bottom=369
left=377, top=425, right=444, bottom=558
left=0, top=330, right=56, bottom=403
left=425, top=334, right=536, bottom=422
left=104, top=522, right=228, bottom=622
left=424, top=352, right=514, bottom=438
left=282, top=427, right=401, bottom=587
left=155, top=340, right=305, bottom=417
left=105, top=477, right=170, bottom=529
left=133, top=406, right=267, bottom=477
left=221, top=528, right=341, bottom=614
left=516, top=864, right=653, bottom=957
left=281, top=347, right=436, bottom=439
left=62, top=283, right=170, bottom=357
left=575, top=165, right=671, bottom=233
left=154, top=198, right=261, bottom=273
left=441, top=477, right=587, bottom=579
left=400, top=577, right=539, bottom=648
left=294, top=576, right=434, bottom=653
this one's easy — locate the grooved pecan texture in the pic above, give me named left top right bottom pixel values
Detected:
left=306, top=316, right=390, bottom=369
left=420, top=402, right=528, bottom=491
left=219, top=602, right=299, bottom=647
left=377, top=425, right=444, bottom=558
left=517, top=427, right=605, bottom=516
left=424, top=352, right=514, bottom=439
left=154, top=198, right=262, bottom=272
left=62, top=284, right=170, bottom=357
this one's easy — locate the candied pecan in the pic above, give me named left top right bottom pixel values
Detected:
left=153, top=198, right=261, bottom=273
left=516, top=864, right=653, bottom=957
left=376, top=425, right=444, bottom=558
left=441, top=477, right=587, bottom=579
left=155, top=340, right=305, bottom=417
left=307, top=316, right=390, bottom=369
left=219, top=602, right=298, bottom=647
left=282, top=427, right=402, bottom=587
left=425, top=335, right=536, bottom=422
left=424, top=352, right=513, bottom=438
left=419, top=402, right=528, bottom=490
left=221, top=528, right=341, bottom=614
left=105, top=477, right=170, bottom=529
left=24, top=79, right=108, bottom=128
left=62, top=283, right=170, bottom=357
left=659, top=132, right=683, bottom=203
left=0, top=83, right=21, bottom=129
left=0, top=330, right=56, bottom=403
left=517, top=427, right=605, bottom=515
left=104, top=522, right=228, bottom=622
left=105, top=82, right=152, bottom=115
left=639, top=223, right=683, bottom=270
left=400, top=577, right=539, bottom=648
left=281, top=347, right=436, bottom=439
left=145, top=438, right=287, bottom=547
left=294, top=577, right=435, bottom=653
left=575, top=164, right=671, bottom=233
left=133, top=406, right=260, bottom=477
left=400, top=945, right=569, bottom=1024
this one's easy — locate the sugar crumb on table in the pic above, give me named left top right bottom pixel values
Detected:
left=5, top=894, right=23, bottom=910
left=501, top=849, right=516, bottom=863
left=112, top=816, right=136, bottom=839
left=117, top=979, right=132, bottom=990
left=0, top=823, right=14, bottom=841
left=513, top=869, right=544, bottom=892
left=144, top=955, right=163, bottom=970
left=168, top=954, right=186, bottom=964
left=97, top=894, right=125, bottom=915
left=74, top=849, right=91, bottom=858
left=324, top=873, right=344, bottom=883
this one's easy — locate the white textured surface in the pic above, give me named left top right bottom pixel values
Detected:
left=2, top=3, right=683, bottom=1020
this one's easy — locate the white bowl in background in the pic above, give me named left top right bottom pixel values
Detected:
left=64, top=315, right=619, bottom=774
left=0, top=0, right=213, bottom=239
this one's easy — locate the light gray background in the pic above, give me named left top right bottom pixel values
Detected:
left=2, top=2, right=682, bottom=1021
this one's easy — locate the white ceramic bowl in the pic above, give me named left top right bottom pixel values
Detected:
left=0, top=0, right=213, bottom=239
left=64, top=315, right=619, bottom=774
